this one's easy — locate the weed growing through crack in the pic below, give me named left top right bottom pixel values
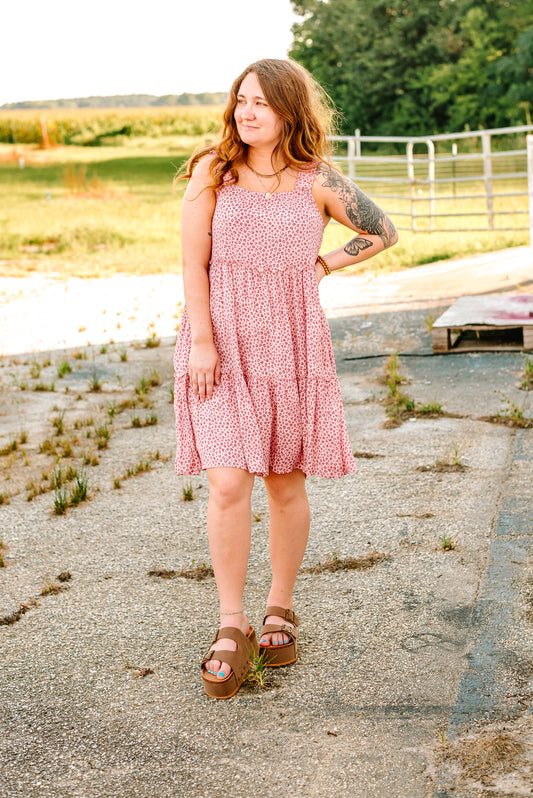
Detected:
left=57, top=360, right=72, bottom=379
left=107, top=401, right=116, bottom=421
left=54, top=486, right=69, bottom=515
left=417, top=401, right=444, bottom=416
left=52, top=411, right=66, bottom=436
left=519, top=356, right=533, bottom=391
left=120, top=349, right=128, bottom=362
left=94, top=424, right=110, bottom=450
left=0, top=438, right=18, bottom=457
left=116, top=450, right=162, bottom=487
left=82, top=451, right=99, bottom=466
left=182, top=477, right=194, bottom=501
left=69, top=471, right=89, bottom=505
left=492, top=391, right=532, bottom=428
left=145, top=324, right=160, bottom=348
left=438, top=534, right=459, bottom=551
left=54, top=470, right=89, bottom=513
left=382, top=354, right=415, bottom=427
left=424, top=312, right=439, bottom=332
left=147, top=369, right=161, bottom=387
left=33, top=381, right=55, bottom=392
left=89, top=370, right=103, bottom=392
left=0, top=493, right=10, bottom=507
left=418, top=441, right=467, bottom=473
left=73, top=350, right=88, bottom=360
left=0, top=538, right=7, bottom=566
left=135, top=377, right=148, bottom=397
left=30, top=361, right=41, bottom=379
left=244, top=651, right=272, bottom=688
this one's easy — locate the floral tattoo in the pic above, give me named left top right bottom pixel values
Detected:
left=316, top=164, right=396, bottom=254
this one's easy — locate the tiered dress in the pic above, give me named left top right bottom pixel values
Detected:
left=173, top=164, right=357, bottom=479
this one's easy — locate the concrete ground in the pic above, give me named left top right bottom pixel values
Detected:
left=1, top=247, right=533, bottom=797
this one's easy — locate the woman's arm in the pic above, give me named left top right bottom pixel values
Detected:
left=180, top=156, right=220, bottom=402
left=312, top=163, right=398, bottom=280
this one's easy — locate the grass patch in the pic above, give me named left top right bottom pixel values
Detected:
left=0, top=136, right=528, bottom=279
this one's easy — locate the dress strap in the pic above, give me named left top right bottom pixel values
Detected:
left=296, top=163, right=318, bottom=191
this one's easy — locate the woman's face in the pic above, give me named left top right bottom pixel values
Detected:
left=234, top=72, right=284, bottom=150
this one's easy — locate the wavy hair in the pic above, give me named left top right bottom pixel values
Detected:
left=179, top=58, right=337, bottom=191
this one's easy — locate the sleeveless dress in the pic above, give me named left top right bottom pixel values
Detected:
left=173, top=165, right=357, bottom=479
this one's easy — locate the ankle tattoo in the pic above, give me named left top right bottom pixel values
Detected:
left=220, top=609, right=244, bottom=616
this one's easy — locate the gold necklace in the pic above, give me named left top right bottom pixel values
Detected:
left=246, top=162, right=289, bottom=178
left=246, top=162, right=289, bottom=199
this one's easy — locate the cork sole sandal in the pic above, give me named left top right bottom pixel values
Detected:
left=201, top=626, right=259, bottom=699
left=259, top=606, right=299, bottom=667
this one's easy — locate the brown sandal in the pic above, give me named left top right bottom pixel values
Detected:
left=201, top=626, right=259, bottom=699
left=259, top=606, right=299, bottom=667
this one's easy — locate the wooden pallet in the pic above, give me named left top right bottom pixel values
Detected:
left=432, top=294, right=533, bottom=353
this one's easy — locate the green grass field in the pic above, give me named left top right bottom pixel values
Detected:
left=0, top=107, right=529, bottom=279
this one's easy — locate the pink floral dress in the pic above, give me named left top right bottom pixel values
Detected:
left=173, top=164, right=357, bottom=478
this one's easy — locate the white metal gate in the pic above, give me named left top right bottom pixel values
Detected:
left=329, top=125, right=533, bottom=237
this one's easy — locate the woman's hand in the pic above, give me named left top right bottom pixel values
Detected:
left=188, top=342, right=221, bottom=402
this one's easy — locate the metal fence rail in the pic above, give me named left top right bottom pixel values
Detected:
left=328, top=125, right=533, bottom=235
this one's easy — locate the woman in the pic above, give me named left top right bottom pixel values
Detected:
left=174, top=58, right=398, bottom=699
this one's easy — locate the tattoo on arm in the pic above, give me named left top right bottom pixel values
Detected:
left=344, top=236, right=373, bottom=257
left=316, top=163, right=396, bottom=248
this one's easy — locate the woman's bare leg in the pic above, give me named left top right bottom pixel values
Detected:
left=260, top=469, right=310, bottom=647
left=203, top=467, right=255, bottom=679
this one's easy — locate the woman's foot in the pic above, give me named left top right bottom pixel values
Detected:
left=204, top=612, right=251, bottom=679
left=259, top=613, right=294, bottom=647
left=259, top=605, right=299, bottom=666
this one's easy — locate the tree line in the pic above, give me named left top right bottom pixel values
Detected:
left=289, top=0, right=533, bottom=135
left=1, top=92, right=229, bottom=111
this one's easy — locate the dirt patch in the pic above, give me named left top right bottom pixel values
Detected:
left=416, top=463, right=467, bottom=473
left=301, top=551, right=390, bottom=575
left=148, top=565, right=214, bottom=581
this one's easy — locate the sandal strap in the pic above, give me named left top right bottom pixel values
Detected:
left=201, top=627, right=255, bottom=678
left=260, top=623, right=298, bottom=641
left=211, top=627, right=250, bottom=646
left=263, top=606, right=299, bottom=626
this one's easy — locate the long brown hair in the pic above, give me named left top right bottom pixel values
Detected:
left=179, top=58, right=337, bottom=190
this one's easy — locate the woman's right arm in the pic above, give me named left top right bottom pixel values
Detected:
left=181, top=156, right=220, bottom=403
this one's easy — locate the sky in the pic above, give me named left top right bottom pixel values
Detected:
left=1, top=0, right=302, bottom=105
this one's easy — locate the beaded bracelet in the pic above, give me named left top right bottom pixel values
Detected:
left=317, top=254, right=331, bottom=276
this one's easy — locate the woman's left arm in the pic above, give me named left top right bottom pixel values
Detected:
left=313, top=163, right=398, bottom=280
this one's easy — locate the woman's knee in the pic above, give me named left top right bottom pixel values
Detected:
left=207, top=467, right=254, bottom=510
left=264, top=470, right=307, bottom=508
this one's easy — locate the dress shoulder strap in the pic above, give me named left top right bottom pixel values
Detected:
left=296, top=163, right=319, bottom=191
